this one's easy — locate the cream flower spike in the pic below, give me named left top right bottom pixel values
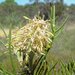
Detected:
left=11, top=16, right=54, bottom=64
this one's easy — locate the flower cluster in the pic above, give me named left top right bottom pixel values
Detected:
left=11, top=17, right=54, bottom=64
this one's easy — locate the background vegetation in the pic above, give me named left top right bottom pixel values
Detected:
left=0, top=0, right=75, bottom=74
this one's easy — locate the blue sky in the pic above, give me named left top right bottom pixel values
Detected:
left=0, top=0, right=75, bottom=5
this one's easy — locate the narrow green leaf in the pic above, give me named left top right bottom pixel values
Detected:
left=55, top=16, right=69, bottom=33
left=0, top=40, right=5, bottom=47
left=36, top=60, right=45, bottom=75
left=42, top=61, right=48, bottom=75
left=0, top=24, right=7, bottom=38
left=49, top=62, right=57, bottom=72
left=8, top=24, right=16, bottom=75
left=33, top=55, right=46, bottom=75
left=50, top=4, right=55, bottom=34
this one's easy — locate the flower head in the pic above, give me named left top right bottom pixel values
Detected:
left=11, top=16, right=54, bottom=64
